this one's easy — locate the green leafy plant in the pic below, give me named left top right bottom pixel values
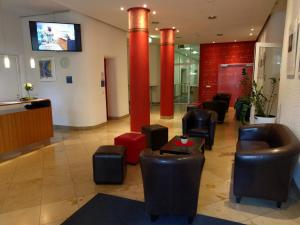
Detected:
left=241, top=68, right=279, bottom=118
left=24, top=82, right=34, bottom=100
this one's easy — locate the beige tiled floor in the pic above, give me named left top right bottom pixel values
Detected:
left=0, top=105, right=299, bottom=225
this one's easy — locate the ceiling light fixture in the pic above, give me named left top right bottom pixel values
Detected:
left=249, top=33, right=253, bottom=36
left=192, top=51, right=198, bottom=54
left=155, top=27, right=159, bottom=31
left=212, top=41, right=216, bottom=44
left=143, top=4, right=147, bottom=8
left=3, top=55, right=10, bottom=69
left=234, top=40, right=237, bottom=42
left=172, top=26, right=176, bottom=29
left=208, top=16, right=217, bottom=20
left=152, top=11, right=156, bottom=15
left=250, top=28, right=254, bottom=31
left=120, top=7, right=125, bottom=11
left=184, top=47, right=191, bottom=50
left=176, top=29, right=179, bottom=33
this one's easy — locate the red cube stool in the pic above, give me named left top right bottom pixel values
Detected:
left=114, top=133, right=146, bottom=164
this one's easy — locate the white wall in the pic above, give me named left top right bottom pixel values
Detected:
left=277, top=0, right=300, bottom=189
left=149, top=43, right=160, bottom=103
left=22, top=11, right=129, bottom=127
left=0, top=11, right=26, bottom=100
left=258, top=0, right=287, bottom=43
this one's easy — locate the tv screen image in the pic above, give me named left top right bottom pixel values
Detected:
left=30, top=21, right=82, bottom=52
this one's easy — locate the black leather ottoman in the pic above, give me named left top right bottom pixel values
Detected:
left=141, top=124, right=168, bottom=150
left=93, top=145, right=126, bottom=184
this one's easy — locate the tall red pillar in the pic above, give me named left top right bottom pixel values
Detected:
left=128, top=7, right=150, bottom=131
left=160, top=28, right=175, bottom=119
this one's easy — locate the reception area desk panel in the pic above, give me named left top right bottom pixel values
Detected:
left=0, top=105, right=53, bottom=153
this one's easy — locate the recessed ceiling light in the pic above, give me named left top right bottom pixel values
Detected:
left=143, top=4, right=147, bottom=8
left=234, top=40, right=237, bottom=42
left=250, top=28, right=254, bottom=31
left=176, top=29, right=179, bottom=33
left=152, top=11, right=156, bottom=15
left=208, top=16, right=217, bottom=20
left=172, top=26, right=176, bottom=29
left=155, top=27, right=159, bottom=31
left=249, top=33, right=253, bottom=36
left=212, top=41, right=216, bottom=43
left=120, top=7, right=125, bottom=11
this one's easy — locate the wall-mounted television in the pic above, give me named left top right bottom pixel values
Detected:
left=29, top=21, right=82, bottom=52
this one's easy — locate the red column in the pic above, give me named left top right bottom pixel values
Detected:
left=160, top=28, right=175, bottom=119
left=128, top=7, right=150, bottom=132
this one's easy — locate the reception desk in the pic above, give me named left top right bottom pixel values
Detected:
left=0, top=99, right=53, bottom=155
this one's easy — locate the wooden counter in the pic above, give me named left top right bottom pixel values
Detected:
left=0, top=99, right=53, bottom=154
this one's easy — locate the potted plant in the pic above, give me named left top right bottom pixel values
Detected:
left=252, top=77, right=279, bottom=123
left=21, top=83, right=35, bottom=101
left=234, top=68, right=252, bottom=124
left=239, top=68, right=279, bottom=124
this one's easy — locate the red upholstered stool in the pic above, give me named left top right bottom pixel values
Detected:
left=114, top=133, right=146, bottom=164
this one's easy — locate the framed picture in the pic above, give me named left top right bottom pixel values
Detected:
left=39, top=57, right=56, bottom=81
left=295, top=19, right=300, bottom=79
left=286, top=22, right=298, bottom=79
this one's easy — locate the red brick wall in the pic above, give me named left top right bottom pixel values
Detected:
left=199, top=41, right=255, bottom=103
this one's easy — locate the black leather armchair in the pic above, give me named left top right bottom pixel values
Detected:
left=140, top=149, right=205, bottom=223
left=202, top=100, right=227, bottom=123
left=233, top=124, right=300, bottom=208
left=182, top=109, right=217, bottom=150
left=213, top=93, right=232, bottom=111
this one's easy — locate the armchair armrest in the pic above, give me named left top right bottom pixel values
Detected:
left=234, top=147, right=296, bottom=197
left=182, top=111, right=194, bottom=135
left=238, top=124, right=270, bottom=141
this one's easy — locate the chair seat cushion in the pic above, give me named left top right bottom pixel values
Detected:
left=237, top=141, right=270, bottom=151
left=189, top=128, right=209, bottom=137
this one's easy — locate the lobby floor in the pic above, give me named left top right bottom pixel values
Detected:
left=0, top=106, right=299, bottom=225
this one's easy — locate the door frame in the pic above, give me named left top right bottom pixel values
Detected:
left=253, top=42, right=282, bottom=81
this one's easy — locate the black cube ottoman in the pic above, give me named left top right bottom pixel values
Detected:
left=141, top=124, right=168, bottom=150
left=93, top=145, right=126, bottom=184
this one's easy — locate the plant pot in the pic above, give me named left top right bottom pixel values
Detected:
left=254, top=115, right=276, bottom=124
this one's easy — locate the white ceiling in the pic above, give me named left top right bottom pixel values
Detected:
left=0, top=0, right=67, bottom=17
left=1, top=0, right=278, bottom=44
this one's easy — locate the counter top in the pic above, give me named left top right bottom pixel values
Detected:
left=0, top=98, right=50, bottom=107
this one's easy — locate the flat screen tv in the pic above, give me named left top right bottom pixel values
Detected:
left=29, top=21, right=82, bottom=52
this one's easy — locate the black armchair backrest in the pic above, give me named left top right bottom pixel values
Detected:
left=239, top=123, right=300, bottom=155
left=140, top=149, right=205, bottom=216
left=182, top=109, right=213, bottom=133
left=193, top=109, right=211, bottom=127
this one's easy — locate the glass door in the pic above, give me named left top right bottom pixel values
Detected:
left=174, top=44, right=199, bottom=104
